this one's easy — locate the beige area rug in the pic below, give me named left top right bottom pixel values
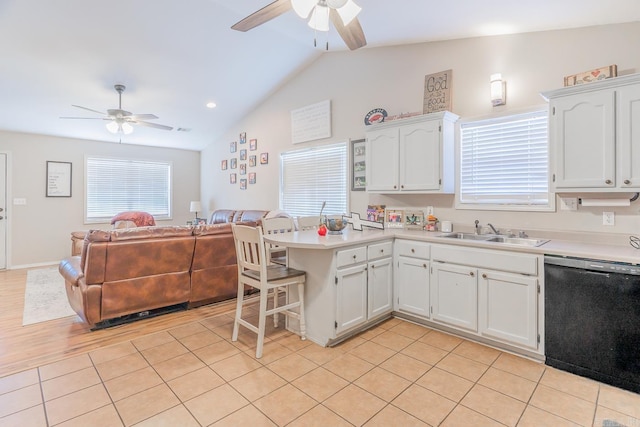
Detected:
left=22, top=266, right=77, bottom=326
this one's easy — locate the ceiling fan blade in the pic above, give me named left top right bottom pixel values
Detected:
left=231, top=0, right=292, bottom=32
left=132, top=120, right=173, bottom=131
left=330, top=9, right=367, bottom=50
left=71, top=105, right=107, bottom=115
left=129, top=113, right=158, bottom=120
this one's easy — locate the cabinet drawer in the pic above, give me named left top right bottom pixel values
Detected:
left=368, top=241, right=393, bottom=261
left=336, top=246, right=367, bottom=268
left=432, top=244, right=538, bottom=275
left=395, top=240, right=430, bottom=259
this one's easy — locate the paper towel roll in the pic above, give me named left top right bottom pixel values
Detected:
left=579, top=198, right=631, bottom=207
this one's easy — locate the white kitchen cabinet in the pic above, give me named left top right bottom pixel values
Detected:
left=365, top=111, right=458, bottom=193
left=430, top=262, right=478, bottom=332
left=335, top=263, right=368, bottom=334
left=394, top=240, right=430, bottom=317
left=542, top=73, right=640, bottom=191
left=479, top=270, right=539, bottom=349
left=368, top=257, right=393, bottom=319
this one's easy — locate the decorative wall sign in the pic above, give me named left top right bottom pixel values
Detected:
left=364, top=108, right=387, bottom=125
left=291, top=100, right=331, bottom=144
left=351, top=138, right=366, bottom=191
left=423, top=69, right=453, bottom=113
left=46, top=161, right=72, bottom=197
left=564, top=65, right=617, bottom=86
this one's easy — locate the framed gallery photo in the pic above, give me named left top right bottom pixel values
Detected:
left=230, top=141, right=237, bottom=153
left=260, top=152, right=269, bottom=165
left=249, top=172, right=256, bottom=184
left=230, top=173, right=237, bottom=184
left=221, top=160, right=228, bottom=170
left=351, top=138, right=366, bottom=191
left=240, top=149, right=247, bottom=161
left=46, top=161, right=72, bottom=197
left=249, top=138, right=257, bottom=151
left=249, top=155, right=257, bottom=167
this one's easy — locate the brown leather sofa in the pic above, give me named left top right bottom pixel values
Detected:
left=59, top=217, right=268, bottom=328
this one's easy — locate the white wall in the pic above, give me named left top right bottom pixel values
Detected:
left=1, top=131, right=200, bottom=267
left=201, top=23, right=640, bottom=243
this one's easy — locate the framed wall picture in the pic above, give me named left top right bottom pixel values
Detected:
left=249, top=172, right=256, bottom=184
left=240, top=163, right=246, bottom=175
left=221, top=159, right=228, bottom=170
left=230, top=158, right=237, bottom=169
left=230, top=173, right=237, bottom=184
left=249, top=138, right=257, bottom=151
left=249, top=155, right=257, bottom=167
left=260, top=152, right=269, bottom=164
left=46, top=161, right=72, bottom=197
left=230, top=141, right=237, bottom=153
left=240, top=149, right=247, bottom=161
left=240, top=178, right=247, bottom=190
left=239, top=132, right=247, bottom=144
left=351, top=138, right=366, bottom=191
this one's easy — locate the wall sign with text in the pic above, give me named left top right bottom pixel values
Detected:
left=423, top=69, right=453, bottom=114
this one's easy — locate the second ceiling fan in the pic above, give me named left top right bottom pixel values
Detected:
left=232, top=0, right=366, bottom=51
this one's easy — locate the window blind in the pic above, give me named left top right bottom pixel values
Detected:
left=459, top=110, right=549, bottom=207
left=86, top=156, right=172, bottom=222
left=280, top=142, right=347, bottom=217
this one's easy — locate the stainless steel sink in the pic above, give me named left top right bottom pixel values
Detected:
left=438, top=232, right=549, bottom=247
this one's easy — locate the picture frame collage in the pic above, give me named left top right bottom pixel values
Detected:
left=368, top=204, right=425, bottom=230
left=222, top=132, right=268, bottom=189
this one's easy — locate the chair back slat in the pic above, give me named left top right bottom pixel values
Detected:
left=296, top=216, right=321, bottom=231
left=232, top=224, right=266, bottom=277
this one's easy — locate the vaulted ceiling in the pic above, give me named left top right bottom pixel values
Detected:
left=1, top=0, right=638, bottom=151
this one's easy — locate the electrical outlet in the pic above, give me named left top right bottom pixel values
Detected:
left=603, top=211, right=615, bottom=226
left=426, top=206, right=434, bottom=216
left=13, top=198, right=26, bottom=205
left=559, top=197, right=578, bottom=211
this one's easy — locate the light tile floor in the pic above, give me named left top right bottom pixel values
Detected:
left=1, top=306, right=639, bottom=427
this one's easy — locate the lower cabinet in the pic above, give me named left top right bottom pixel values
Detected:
left=430, top=262, right=478, bottom=332
left=335, top=241, right=393, bottom=336
left=395, top=240, right=431, bottom=317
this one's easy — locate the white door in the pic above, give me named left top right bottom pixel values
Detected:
left=335, top=263, right=368, bottom=335
left=431, top=262, right=478, bottom=332
left=367, top=257, right=393, bottom=319
left=0, top=153, right=6, bottom=269
left=396, top=256, right=430, bottom=317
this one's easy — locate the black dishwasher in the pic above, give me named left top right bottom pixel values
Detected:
left=545, top=255, right=640, bottom=393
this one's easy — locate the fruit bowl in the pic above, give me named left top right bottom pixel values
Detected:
left=324, top=216, right=347, bottom=234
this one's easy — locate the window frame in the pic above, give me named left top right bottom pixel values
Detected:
left=455, top=107, right=554, bottom=212
left=279, top=142, right=349, bottom=218
left=84, top=155, right=173, bottom=224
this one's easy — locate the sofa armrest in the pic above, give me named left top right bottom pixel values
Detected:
left=59, top=256, right=84, bottom=287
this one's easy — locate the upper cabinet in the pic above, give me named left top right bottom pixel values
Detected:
left=365, top=111, right=459, bottom=193
left=542, top=73, right=640, bottom=192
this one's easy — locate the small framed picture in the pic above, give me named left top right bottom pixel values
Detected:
left=230, top=158, right=237, bottom=169
left=249, top=138, right=257, bottom=151
left=46, top=161, right=72, bottom=197
left=405, top=210, right=424, bottom=230
left=249, top=155, right=257, bottom=167
left=239, top=132, right=247, bottom=144
left=351, top=138, right=366, bottom=191
left=240, top=149, right=247, bottom=161
left=195, top=218, right=207, bottom=226
left=230, top=141, right=237, bottom=153
left=260, top=152, right=269, bottom=165
left=249, top=172, right=256, bottom=184
left=386, top=209, right=404, bottom=228
left=221, top=160, right=228, bottom=170
left=240, top=178, right=247, bottom=190
left=230, top=173, right=237, bottom=184
left=240, top=163, right=246, bottom=175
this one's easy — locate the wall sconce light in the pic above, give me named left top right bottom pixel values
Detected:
left=490, top=73, right=506, bottom=106
left=189, top=201, right=202, bottom=221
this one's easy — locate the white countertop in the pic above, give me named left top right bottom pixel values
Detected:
left=264, top=227, right=640, bottom=264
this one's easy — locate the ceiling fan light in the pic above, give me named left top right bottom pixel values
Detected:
left=308, top=5, right=330, bottom=31
left=106, top=121, right=119, bottom=134
left=291, top=0, right=315, bottom=19
left=326, top=0, right=348, bottom=9
left=336, top=0, right=361, bottom=25
left=121, top=122, right=134, bottom=135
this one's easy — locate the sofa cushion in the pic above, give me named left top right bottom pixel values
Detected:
left=237, top=210, right=269, bottom=224
left=109, top=226, right=193, bottom=241
left=209, top=210, right=236, bottom=224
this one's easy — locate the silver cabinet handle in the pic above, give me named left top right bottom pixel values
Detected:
left=625, top=179, right=631, bottom=185
left=482, top=273, right=487, bottom=279
left=470, top=271, right=475, bottom=277
left=422, top=263, right=427, bottom=268
left=605, top=179, right=613, bottom=185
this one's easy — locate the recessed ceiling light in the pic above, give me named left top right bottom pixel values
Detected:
left=206, top=102, right=217, bottom=109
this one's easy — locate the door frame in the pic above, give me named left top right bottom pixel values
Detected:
left=0, top=151, right=12, bottom=269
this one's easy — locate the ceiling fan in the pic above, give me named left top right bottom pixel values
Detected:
left=232, top=0, right=366, bottom=51
left=60, top=84, right=173, bottom=135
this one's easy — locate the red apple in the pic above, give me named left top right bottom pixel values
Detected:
left=317, top=224, right=327, bottom=236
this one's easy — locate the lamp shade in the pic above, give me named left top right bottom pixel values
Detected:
left=308, top=4, right=330, bottom=31
left=189, top=201, right=202, bottom=213
left=336, top=0, right=361, bottom=25
left=106, top=121, right=119, bottom=134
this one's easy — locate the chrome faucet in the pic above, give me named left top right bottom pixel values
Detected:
left=487, top=223, right=499, bottom=235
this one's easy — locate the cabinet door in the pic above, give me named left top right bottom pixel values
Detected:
left=479, top=270, right=538, bottom=349
left=366, top=127, right=399, bottom=191
left=396, top=256, right=430, bottom=317
left=431, top=262, right=478, bottom=332
left=617, top=83, right=640, bottom=189
left=335, top=263, right=368, bottom=335
left=399, top=120, right=441, bottom=191
left=551, top=90, right=615, bottom=189
left=368, top=257, right=393, bottom=319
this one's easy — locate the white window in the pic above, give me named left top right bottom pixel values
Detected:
left=85, top=156, right=172, bottom=223
left=280, top=142, right=348, bottom=217
left=458, top=110, right=552, bottom=211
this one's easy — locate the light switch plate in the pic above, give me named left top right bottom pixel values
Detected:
left=13, top=198, right=26, bottom=205
left=426, top=206, right=434, bottom=216
left=603, top=211, right=615, bottom=226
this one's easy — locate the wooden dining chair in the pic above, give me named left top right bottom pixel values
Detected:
left=231, top=224, right=306, bottom=358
